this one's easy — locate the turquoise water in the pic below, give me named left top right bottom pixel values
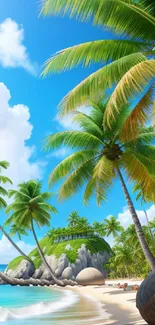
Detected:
left=0, top=265, right=7, bottom=272
left=0, top=285, right=77, bottom=324
left=0, top=265, right=78, bottom=324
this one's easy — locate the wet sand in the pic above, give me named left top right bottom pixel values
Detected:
left=46, top=290, right=105, bottom=324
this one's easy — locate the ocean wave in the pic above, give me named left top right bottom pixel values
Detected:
left=0, top=290, right=78, bottom=322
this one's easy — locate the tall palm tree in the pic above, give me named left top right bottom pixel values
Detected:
left=103, top=216, right=124, bottom=238
left=67, top=211, right=80, bottom=227
left=41, top=0, right=155, bottom=137
left=0, top=160, right=32, bottom=262
left=5, top=180, right=65, bottom=286
left=44, top=101, right=155, bottom=270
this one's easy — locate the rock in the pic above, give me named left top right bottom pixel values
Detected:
left=61, top=267, right=73, bottom=280
left=6, top=260, right=35, bottom=279
left=7, top=238, right=112, bottom=282
left=33, top=245, right=111, bottom=281
left=55, top=254, right=68, bottom=278
left=76, top=267, right=105, bottom=286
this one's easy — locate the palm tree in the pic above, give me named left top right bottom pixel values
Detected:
left=9, top=224, right=28, bottom=241
left=41, top=0, right=155, bottom=137
left=76, top=217, right=89, bottom=229
left=67, top=211, right=80, bottom=227
left=44, top=100, right=155, bottom=270
left=0, top=160, right=32, bottom=262
left=124, top=224, right=139, bottom=248
left=103, top=216, right=124, bottom=238
left=113, top=246, right=133, bottom=278
left=5, top=180, right=66, bottom=286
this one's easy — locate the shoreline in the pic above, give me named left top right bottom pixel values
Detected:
left=69, top=280, right=147, bottom=325
left=0, top=280, right=148, bottom=324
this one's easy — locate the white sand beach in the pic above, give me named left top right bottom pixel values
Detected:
left=72, top=279, right=147, bottom=325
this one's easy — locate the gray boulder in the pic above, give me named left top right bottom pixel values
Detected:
left=76, top=267, right=105, bottom=286
left=6, top=259, right=35, bottom=279
left=61, top=267, right=73, bottom=280
left=33, top=244, right=111, bottom=281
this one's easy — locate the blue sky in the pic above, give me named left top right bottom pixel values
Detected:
left=0, top=0, right=153, bottom=262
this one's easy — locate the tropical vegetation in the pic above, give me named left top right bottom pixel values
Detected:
left=107, top=221, right=155, bottom=279
left=4, top=180, right=66, bottom=286
left=44, top=100, right=155, bottom=270
left=41, top=0, right=155, bottom=139
left=0, top=161, right=31, bottom=262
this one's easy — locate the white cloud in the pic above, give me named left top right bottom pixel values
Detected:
left=55, top=112, right=79, bottom=130
left=117, top=205, right=155, bottom=229
left=0, top=82, right=43, bottom=187
left=55, top=106, right=92, bottom=130
left=0, top=235, right=35, bottom=264
left=0, top=18, right=37, bottom=75
left=104, top=205, right=155, bottom=248
left=48, top=148, right=70, bottom=159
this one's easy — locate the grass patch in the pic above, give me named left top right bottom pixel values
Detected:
left=7, top=256, right=25, bottom=271
left=7, top=236, right=112, bottom=271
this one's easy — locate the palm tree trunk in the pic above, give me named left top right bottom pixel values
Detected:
left=31, top=219, right=65, bottom=287
left=144, top=210, right=155, bottom=250
left=0, top=226, right=32, bottom=263
left=117, top=167, right=155, bottom=270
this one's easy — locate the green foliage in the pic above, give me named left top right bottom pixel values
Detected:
left=7, top=235, right=112, bottom=270
left=44, top=101, right=155, bottom=204
left=5, top=180, right=57, bottom=229
left=41, top=0, right=155, bottom=128
left=6, top=256, right=25, bottom=271
left=107, top=223, right=154, bottom=278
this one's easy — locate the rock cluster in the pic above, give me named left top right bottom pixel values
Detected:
left=6, top=244, right=110, bottom=281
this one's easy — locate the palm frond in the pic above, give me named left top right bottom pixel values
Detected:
left=119, top=84, right=154, bottom=141
left=44, top=131, right=103, bottom=151
left=38, top=203, right=57, bottom=213
left=84, top=155, right=116, bottom=205
left=0, top=176, right=12, bottom=184
left=0, top=197, right=7, bottom=209
left=58, top=160, right=95, bottom=201
left=42, top=39, right=148, bottom=76
left=0, top=161, right=10, bottom=169
left=0, top=186, right=8, bottom=196
left=73, top=112, right=103, bottom=138
left=41, top=0, right=155, bottom=41
left=121, top=151, right=155, bottom=199
left=105, top=59, right=155, bottom=127
left=58, top=53, right=147, bottom=115
left=49, top=150, right=99, bottom=186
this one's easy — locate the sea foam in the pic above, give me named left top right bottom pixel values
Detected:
left=0, top=290, right=78, bottom=322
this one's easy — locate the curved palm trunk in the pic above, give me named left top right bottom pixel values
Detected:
left=117, top=167, right=155, bottom=270
left=144, top=210, right=155, bottom=250
left=0, top=226, right=32, bottom=263
left=31, top=219, right=65, bottom=287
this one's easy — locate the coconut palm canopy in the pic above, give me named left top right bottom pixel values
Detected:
left=5, top=180, right=57, bottom=228
left=41, top=0, right=155, bottom=133
left=44, top=100, right=155, bottom=204
left=102, top=216, right=124, bottom=238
